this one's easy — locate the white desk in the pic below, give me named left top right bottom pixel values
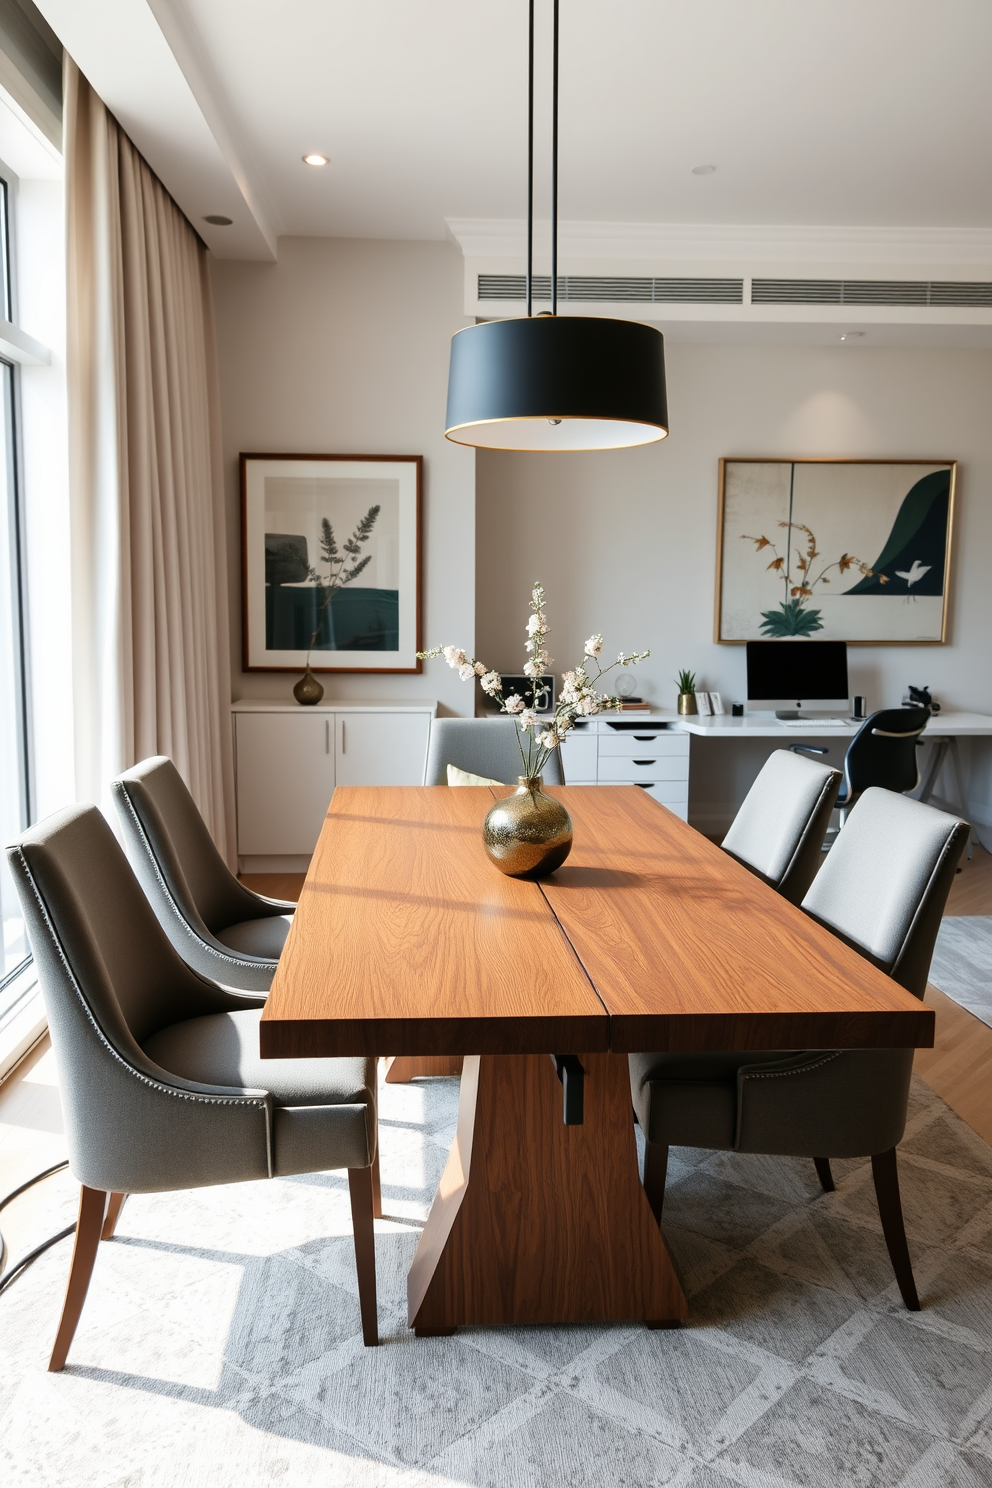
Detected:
left=678, top=711, right=992, bottom=741
left=677, top=710, right=992, bottom=852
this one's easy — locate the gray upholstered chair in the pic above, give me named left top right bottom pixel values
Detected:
left=721, top=748, right=842, bottom=906
left=630, top=788, right=968, bottom=1310
left=6, top=804, right=380, bottom=1370
left=423, top=716, right=564, bottom=786
left=112, top=756, right=294, bottom=993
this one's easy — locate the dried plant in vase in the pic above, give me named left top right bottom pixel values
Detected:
left=418, top=582, right=649, bottom=876
left=293, top=506, right=380, bottom=704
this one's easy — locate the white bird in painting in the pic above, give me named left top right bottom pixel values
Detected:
left=894, top=560, right=931, bottom=588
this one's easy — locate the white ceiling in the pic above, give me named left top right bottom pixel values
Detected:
left=32, top=0, right=992, bottom=261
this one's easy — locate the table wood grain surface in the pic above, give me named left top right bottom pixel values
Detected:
left=260, top=786, right=606, bottom=1060
left=538, top=786, right=935, bottom=1052
left=261, top=784, right=934, bottom=1058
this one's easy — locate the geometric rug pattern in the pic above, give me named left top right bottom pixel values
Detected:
left=2, top=1072, right=991, bottom=1488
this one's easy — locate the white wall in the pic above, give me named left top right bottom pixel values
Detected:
left=476, top=342, right=992, bottom=836
left=211, top=236, right=475, bottom=716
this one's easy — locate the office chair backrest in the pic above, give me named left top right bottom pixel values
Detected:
left=424, top=717, right=564, bottom=786
left=843, top=706, right=930, bottom=802
left=801, top=787, right=968, bottom=997
left=113, top=756, right=264, bottom=937
left=721, top=749, right=842, bottom=905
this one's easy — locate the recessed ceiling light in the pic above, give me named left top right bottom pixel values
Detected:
left=691, top=164, right=716, bottom=175
left=203, top=214, right=233, bottom=226
left=839, top=332, right=866, bottom=341
left=303, top=153, right=329, bottom=167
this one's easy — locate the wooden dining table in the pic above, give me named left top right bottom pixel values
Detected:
left=260, top=784, right=934, bottom=1334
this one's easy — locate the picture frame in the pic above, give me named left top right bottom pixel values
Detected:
left=714, top=458, right=956, bottom=645
left=241, top=453, right=423, bottom=673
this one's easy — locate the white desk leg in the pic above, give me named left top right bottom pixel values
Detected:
left=918, top=738, right=948, bottom=805
left=947, top=737, right=975, bottom=860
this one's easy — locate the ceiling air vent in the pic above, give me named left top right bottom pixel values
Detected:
left=477, top=274, right=744, bottom=304
left=752, top=279, right=992, bottom=307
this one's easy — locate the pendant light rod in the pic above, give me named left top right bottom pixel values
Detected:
left=551, top=0, right=559, bottom=316
left=526, top=0, right=534, bottom=318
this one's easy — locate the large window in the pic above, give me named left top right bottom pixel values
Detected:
left=0, top=168, right=33, bottom=995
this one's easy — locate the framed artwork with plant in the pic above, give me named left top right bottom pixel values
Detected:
left=241, top=453, right=422, bottom=672
left=714, top=458, right=956, bottom=644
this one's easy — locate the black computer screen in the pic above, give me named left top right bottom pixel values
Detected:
left=746, top=641, right=849, bottom=702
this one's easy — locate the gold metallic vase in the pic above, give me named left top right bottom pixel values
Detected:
left=677, top=691, right=697, bottom=715
left=293, top=666, right=325, bottom=705
left=483, top=776, right=573, bottom=879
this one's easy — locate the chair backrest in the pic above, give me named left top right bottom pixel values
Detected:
left=113, top=756, right=263, bottom=937
left=721, top=748, right=842, bottom=905
left=7, top=806, right=263, bottom=1194
left=801, top=787, right=968, bottom=997
left=423, top=717, right=564, bottom=786
left=843, top=706, right=930, bottom=802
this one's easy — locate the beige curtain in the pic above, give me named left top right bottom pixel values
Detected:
left=64, top=57, right=236, bottom=863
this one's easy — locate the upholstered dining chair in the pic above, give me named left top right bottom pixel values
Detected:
left=113, top=756, right=295, bottom=993
left=7, top=804, right=380, bottom=1370
left=720, top=748, right=842, bottom=906
left=424, top=717, right=564, bottom=786
left=630, top=788, right=968, bottom=1311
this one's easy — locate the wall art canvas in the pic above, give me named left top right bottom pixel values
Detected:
left=241, top=454, right=422, bottom=672
left=715, top=458, right=956, bottom=644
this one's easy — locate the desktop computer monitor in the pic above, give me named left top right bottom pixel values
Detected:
left=745, top=640, right=849, bottom=717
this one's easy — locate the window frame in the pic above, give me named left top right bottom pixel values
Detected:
left=0, top=154, right=35, bottom=997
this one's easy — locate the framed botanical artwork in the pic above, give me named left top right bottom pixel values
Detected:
left=241, top=453, right=422, bottom=672
left=714, top=458, right=956, bottom=644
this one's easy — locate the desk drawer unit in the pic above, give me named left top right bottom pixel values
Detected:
left=558, top=717, right=690, bottom=819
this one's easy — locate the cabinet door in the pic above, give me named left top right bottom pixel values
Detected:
left=235, top=713, right=335, bottom=855
left=335, top=712, right=432, bottom=786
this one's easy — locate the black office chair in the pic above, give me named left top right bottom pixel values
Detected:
left=793, top=706, right=930, bottom=828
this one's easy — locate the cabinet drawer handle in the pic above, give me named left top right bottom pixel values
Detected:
left=634, top=782, right=653, bottom=789
left=633, top=759, right=656, bottom=766
left=340, top=720, right=345, bottom=753
left=633, top=735, right=658, bottom=741
left=325, top=720, right=331, bottom=754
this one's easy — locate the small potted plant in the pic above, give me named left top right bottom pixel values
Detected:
left=676, top=669, right=697, bottom=715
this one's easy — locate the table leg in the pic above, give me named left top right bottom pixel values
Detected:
left=385, top=1055, right=465, bottom=1083
left=407, top=1051, right=689, bottom=1333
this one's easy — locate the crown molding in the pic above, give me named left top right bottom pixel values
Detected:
left=447, top=218, right=992, bottom=267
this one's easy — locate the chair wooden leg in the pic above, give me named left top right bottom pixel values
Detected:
left=49, top=1186, right=108, bottom=1372
left=347, top=1167, right=379, bottom=1346
left=101, top=1192, right=128, bottom=1240
left=871, top=1148, right=921, bottom=1311
left=813, top=1157, right=835, bottom=1192
left=643, top=1139, right=670, bottom=1224
left=370, top=1147, right=382, bottom=1219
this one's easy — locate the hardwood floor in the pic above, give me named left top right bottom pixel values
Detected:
left=914, top=844, right=992, bottom=1144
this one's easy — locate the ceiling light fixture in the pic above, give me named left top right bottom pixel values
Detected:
left=839, top=332, right=866, bottom=341
left=691, top=164, right=716, bottom=175
left=303, top=153, right=328, bottom=167
left=444, top=0, right=668, bottom=451
left=203, top=214, right=233, bottom=226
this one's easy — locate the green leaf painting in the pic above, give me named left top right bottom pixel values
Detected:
left=717, top=460, right=954, bottom=643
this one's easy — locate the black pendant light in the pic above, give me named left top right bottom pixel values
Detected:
left=444, top=0, right=668, bottom=451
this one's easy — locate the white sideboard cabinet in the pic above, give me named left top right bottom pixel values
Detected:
left=233, top=701, right=437, bottom=865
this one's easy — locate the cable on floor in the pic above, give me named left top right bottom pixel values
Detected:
left=0, top=1160, right=74, bottom=1296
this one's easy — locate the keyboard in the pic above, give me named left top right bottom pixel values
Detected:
left=779, top=718, right=849, bottom=728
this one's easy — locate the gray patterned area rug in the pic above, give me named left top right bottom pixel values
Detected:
left=929, top=917, right=992, bottom=1030
left=2, top=1072, right=991, bottom=1488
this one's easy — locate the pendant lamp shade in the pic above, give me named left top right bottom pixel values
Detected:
left=444, top=315, right=669, bottom=451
